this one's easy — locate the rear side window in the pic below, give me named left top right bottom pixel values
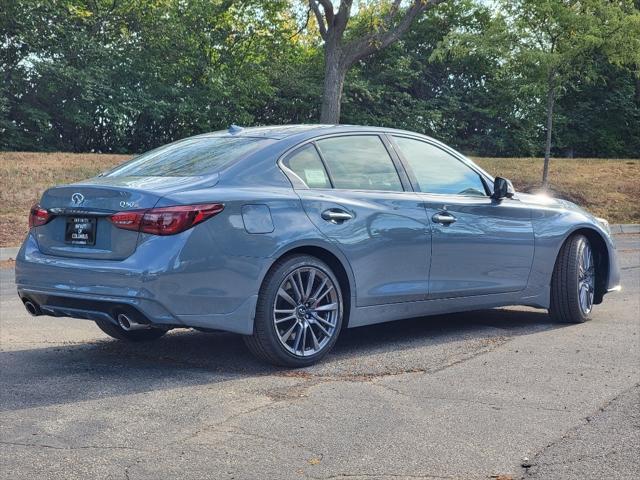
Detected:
left=106, top=136, right=268, bottom=177
left=393, top=136, right=487, bottom=196
left=283, top=144, right=331, bottom=188
left=316, top=136, right=403, bottom=192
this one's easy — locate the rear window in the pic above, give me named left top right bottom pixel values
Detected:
left=283, top=144, right=331, bottom=188
left=106, top=136, right=268, bottom=177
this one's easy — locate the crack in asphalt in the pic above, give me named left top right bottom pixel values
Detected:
left=520, top=383, right=640, bottom=478
left=370, top=382, right=575, bottom=413
left=263, top=334, right=510, bottom=402
left=106, top=399, right=319, bottom=480
left=621, top=265, right=640, bottom=271
left=118, top=401, right=325, bottom=479
left=0, top=440, right=149, bottom=453
left=271, top=333, right=508, bottom=384
left=227, top=424, right=323, bottom=456
left=309, top=473, right=455, bottom=479
left=1, top=340, right=97, bottom=346
left=170, top=400, right=276, bottom=447
left=524, top=443, right=639, bottom=469
left=174, top=398, right=325, bottom=455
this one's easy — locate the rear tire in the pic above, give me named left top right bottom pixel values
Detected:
left=95, top=319, right=168, bottom=342
left=244, top=254, right=344, bottom=367
left=549, top=234, right=596, bottom=323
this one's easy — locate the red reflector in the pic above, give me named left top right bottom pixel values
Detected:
left=28, top=204, right=51, bottom=228
left=108, top=203, right=224, bottom=235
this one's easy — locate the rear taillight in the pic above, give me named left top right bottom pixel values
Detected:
left=108, top=203, right=224, bottom=235
left=28, top=204, right=51, bottom=228
left=108, top=211, right=144, bottom=230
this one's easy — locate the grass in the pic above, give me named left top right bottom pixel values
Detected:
left=0, top=152, right=129, bottom=247
left=473, top=157, right=640, bottom=224
left=0, top=152, right=638, bottom=247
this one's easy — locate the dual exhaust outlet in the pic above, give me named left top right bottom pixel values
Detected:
left=22, top=298, right=151, bottom=331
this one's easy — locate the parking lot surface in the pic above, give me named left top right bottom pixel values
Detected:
left=1, top=234, right=638, bottom=479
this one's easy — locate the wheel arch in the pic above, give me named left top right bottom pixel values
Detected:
left=558, top=227, right=610, bottom=304
left=262, top=242, right=355, bottom=328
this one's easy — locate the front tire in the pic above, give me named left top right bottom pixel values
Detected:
left=95, top=319, right=168, bottom=342
left=549, top=234, right=596, bottom=323
left=244, top=254, right=344, bottom=367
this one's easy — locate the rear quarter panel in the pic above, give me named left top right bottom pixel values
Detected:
left=155, top=185, right=353, bottom=316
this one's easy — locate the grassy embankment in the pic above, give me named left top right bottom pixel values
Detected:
left=1, top=152, right=638, bottom=247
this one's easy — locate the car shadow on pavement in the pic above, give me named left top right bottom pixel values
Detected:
left=0, top=307, right=570, bottom=412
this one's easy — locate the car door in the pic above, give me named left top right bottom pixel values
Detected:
left=390, top=135, right=535, bottom=299
left=280, top=134, right=431, bottom=307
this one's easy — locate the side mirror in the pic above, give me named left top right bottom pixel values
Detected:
left=492, top=177, right=515, bottom=200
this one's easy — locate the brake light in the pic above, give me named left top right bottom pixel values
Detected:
left=108, top=211, right=144, bottom=230
left=28, top=204, right=51, bottom=228
left=108, top=203, right=224, bottom=235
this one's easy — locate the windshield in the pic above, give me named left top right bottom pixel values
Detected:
left=106, top=136, right=268, bottom=177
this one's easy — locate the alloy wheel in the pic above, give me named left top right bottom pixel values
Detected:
left=578, top=242, right=595, bottom=315
left=273, top=266, right=341, bottom=357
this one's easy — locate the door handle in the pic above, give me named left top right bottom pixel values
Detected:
left=432, top=212, right=457, bottom=225
left=321, top=209, right=353, bottom=224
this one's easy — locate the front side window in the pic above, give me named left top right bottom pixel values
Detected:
left=283, top=144, right=331, bottom=188
left=106, top=136, right=268, bottom=177
left=316, top=136, right=403, bottom=192
left=393, top=137, right=487, bottom=196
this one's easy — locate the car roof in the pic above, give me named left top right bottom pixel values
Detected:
left=196, top=123, right=496, bottom=187
left=193, top=124, right=434, bottom=141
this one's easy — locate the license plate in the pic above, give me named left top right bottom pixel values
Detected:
left=65, top=217, right=97, bottom=246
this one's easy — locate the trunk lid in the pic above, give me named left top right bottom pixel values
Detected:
left=34, top=174, right=218, bottom=260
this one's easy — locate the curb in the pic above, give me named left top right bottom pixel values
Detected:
left=1, top=225, right=638, bottom=261
left=609, top=224, right=640, bottom=234
left=1, top=247, right=20, bottom=262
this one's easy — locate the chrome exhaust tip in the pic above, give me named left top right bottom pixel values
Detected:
left=24, top=300, right=41, bottom=316
left=117, top=313, right=151, bottom=331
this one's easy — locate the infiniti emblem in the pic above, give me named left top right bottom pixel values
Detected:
left=71, top=193, right=84, bottom=206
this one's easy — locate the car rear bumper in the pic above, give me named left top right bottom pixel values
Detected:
left=16, top=286, right=257, bottom=334
left=17, top=286, right=177, bottom=325
left=15, top=233, right=262, bottom=335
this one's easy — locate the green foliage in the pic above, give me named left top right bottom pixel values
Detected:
left=555, top=61, right=640, bottom=157
left=1, top=0, right=639, bottom=157
left=341, top=1, right=543, bottom=156
left=1, top=0, right=296, bottom=152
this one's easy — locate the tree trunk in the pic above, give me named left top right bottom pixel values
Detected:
left=320, top=45, right=347, bottom=124
left=542, top=83, right=556, bottom=188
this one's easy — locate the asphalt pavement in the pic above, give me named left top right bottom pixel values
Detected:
left=1, top=234, right=638, bottom=480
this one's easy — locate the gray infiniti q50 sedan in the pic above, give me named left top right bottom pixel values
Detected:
left=16, top=124, right=621, bottom=366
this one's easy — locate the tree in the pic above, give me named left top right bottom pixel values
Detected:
left=503, top=0, right=640, bottom=186
left=309, top=0, right=446, bottom=123
left=412, top=0, right=539, bottom=156
left=555, top=61, right=640, bottom=157
left=0, top=0, right=294, bottom=152
left=3, top=0, right=639, bottom=157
